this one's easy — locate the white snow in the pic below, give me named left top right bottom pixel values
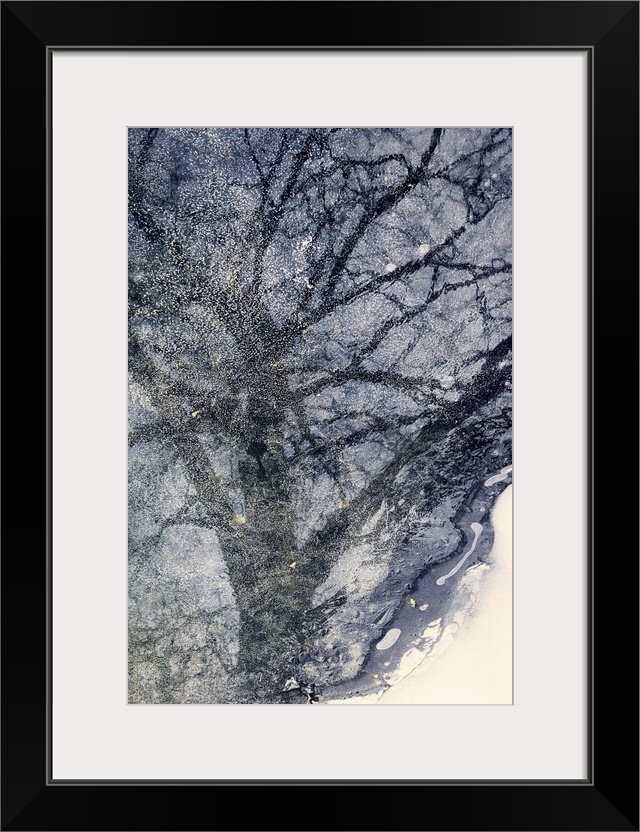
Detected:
left=376, top=628, right=401, bottom=650
left=436, top=522, right=483, bottom=586
left=484, top=465, right=512, bottom=487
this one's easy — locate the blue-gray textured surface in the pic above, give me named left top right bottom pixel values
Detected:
left=128, top=127, right=512, bottom=704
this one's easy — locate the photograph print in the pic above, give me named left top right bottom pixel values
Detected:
left=128, top=127, right=513, bottom=705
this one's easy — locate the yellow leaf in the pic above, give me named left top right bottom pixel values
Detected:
left=289, top=561, right=297, bottom=569
left=191, top=410, right=201, bottom=417
left=409, top=598, right=416, bottom=607
left=233, top=515, right=246, bottom=525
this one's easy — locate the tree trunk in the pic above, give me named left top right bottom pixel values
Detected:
left=217, top=363, right=317, bottom=696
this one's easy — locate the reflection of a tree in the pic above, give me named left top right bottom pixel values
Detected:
left=128, top=127, right=512, bottom=702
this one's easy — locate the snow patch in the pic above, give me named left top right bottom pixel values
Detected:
left=436, top=522, right=483, bottom=585
left=376, top=628, right=401, bottom=650
left=485, top=465, right=512, bottom=487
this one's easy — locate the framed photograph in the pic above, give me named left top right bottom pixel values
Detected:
left=2, top=2, right=637, bottom=830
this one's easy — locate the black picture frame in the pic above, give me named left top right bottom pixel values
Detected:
left=2, top=2, right=638, bottom=830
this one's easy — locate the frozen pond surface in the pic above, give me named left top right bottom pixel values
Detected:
left=127, top=127, right=512, bottom=704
